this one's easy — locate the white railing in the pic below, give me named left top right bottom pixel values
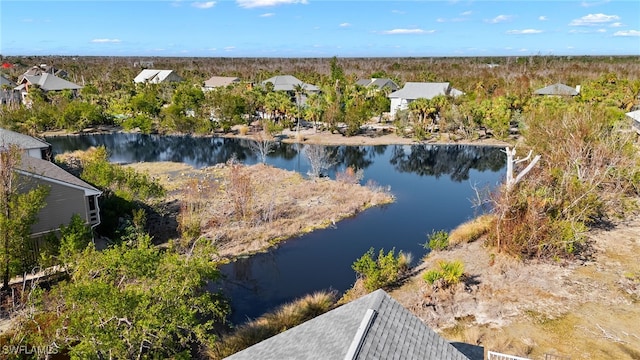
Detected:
left=487, top=351, right=531, bottom=360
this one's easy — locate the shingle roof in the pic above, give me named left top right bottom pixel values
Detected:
left=134, top=69, right=182, bottom=83
left=19, top=73, right=82, bottom=91
left=1, top=75, right=16, bottom=87
left=388, top=82, right=452, bottom=100
left=17, top=156, right=101, bottom=196
left=224, top=289, right=470, bottom=360
left=0, top=128, right=50, bottom=151
left=533, top=83, right=579, bottom=96
left=204, top=76, right=240, bottom=88
left=356, top=78, right=399, bottom=90
left=261, top=75, right=319, bottom=92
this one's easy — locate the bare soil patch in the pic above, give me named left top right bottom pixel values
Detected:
left=127, top=161, right=395, bottom=259
left=389, top=211, right=640, bottom=359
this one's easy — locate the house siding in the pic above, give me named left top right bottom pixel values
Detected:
left=21, top=178, right=89, bottom=234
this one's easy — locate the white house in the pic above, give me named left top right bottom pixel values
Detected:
left=388, top=82, right=463, bottom=118
left=134, top=69, right=183, bottom=84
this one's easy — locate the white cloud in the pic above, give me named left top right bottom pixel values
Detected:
left=597, top=28, right=606, bottom=33
left=22, top=18, right=34, bottom=23
left=569, top=13, right=620, bottom=26
left=224, top=46, right=236, bottom=51
left=192, top=1, right=215, bottom=8
left=236, top=0, right=307, bottom=8
left=339, top=22, right=351, bottom=28
left=381, top=28, right=433, bottom=35
left=486, top=15, right=512, bottom=24
left=506, top=29, right=543, bottom=35
left=460, top=11, right=472, bottom=16
left=91, top=38, right=121, bottom=43
left=436, top=18, right=446, bottom=23
left=391, top=10, right=405, bottom=14
left=610, top=22, right=623, bottom=27
left=614, top=30, right=640, bottom=37
left=538, top=16, right=547, bottom=21
left=260, top=12, right=275, bottom=17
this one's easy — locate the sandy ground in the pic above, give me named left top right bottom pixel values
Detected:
left=390, top=210, right=640, bottom=360
left=126, top=161, right=394, bottom=259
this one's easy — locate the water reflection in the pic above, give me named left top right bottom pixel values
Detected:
left=46, top=133, right=506, bottom=325
left=390, top=144, right=505, bottom=181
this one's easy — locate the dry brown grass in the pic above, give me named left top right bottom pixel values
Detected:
left=389, top=210, right=640, bottom=360
left=448, top=214, right=495, bottom=246
left=126, top=161, right=394, bottom=258
left=207, top=291, right=336, bottom=359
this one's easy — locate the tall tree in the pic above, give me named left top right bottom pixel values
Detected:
left=0, top=145, right=49, bottom=290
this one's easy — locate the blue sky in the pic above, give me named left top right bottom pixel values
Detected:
left=1, top=0, right=639, bottom=57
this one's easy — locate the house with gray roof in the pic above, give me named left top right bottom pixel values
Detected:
left=533, top=83, right=580, bottom=97
left=626, top=110, right=640, bottom=134
left=2, top=128, right=101, bottom=237
left=17, top=156, right=101, bottom=236
left=0, top=75, right=21, bottom=106
left=356, top=78, right=399, bottom=92
left=14, top=73, right=83, bottom=105
left=203, top=76, right=241, bottom=91
left=224, top=289, right=472, bottom=360
left=134, top=69, right=183, bottom=84
left=0, top=128, right=51, bottom=159
left=388, top=82, right=463, bottom=117
left=261, top=75, right=319, bottom=93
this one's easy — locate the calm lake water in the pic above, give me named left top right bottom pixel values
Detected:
left=46, top=133, right=506, bottom=325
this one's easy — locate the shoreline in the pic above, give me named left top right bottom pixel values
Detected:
left=40, top=125, right=512, bottom=148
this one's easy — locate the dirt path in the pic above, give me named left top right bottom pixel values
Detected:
left=390, top=211, right=640, bottom=360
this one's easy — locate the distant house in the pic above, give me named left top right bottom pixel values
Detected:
left=134, top=69, right=183, bottom=84
left=533, top=83, right=580, bottom=96
left=14, top=73, right=83, bottom=104
left=19, top=64, right=69, bottom=81
left=203, top=76, right=240, bottom=91
left=626, top=110, right=640, bottom=135
left=355, top=78, right=399, bottom=92
left=0, top=74, right=20, bottom=106
left=1, top=128, right=101, bottom=237
left=261, top=75, right=319, bottom=93
left=388, top=82, right=463, bottom=117
left=225, top=289, right=474, bottom=360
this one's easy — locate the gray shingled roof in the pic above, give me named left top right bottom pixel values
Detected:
left=533, top=83, right=579, bottom=96
left=225, top=289, right=470, bottom=360
left=19, top=73, right=82, bottom=91
left=356, top=78, right=399, bottom=91
left=204, top=76, right=240, bottom=88
left=17, top=156, right=101, bottom=196
left=1, top=75, right=16, bottom=87
left=388, top=82, right=452, bottom=100
left=0, top=128, right=50, bottom=150
left=261, top=75, right=319, bottom=92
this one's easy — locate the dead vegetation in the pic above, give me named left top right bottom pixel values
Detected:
left=390, top=209, right=640, bottom=360
left=126, top=160, right=394, bottom=259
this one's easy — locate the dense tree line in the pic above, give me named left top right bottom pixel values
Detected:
left=1, top=55, right=639, bottom=142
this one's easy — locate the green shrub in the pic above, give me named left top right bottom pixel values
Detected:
left=422, top=260, right=465, bottom=289
left=352, top=247, right=407, bottom=292
left=426, top=230, right=449, bottom=251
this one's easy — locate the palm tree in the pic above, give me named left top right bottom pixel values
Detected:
left=293, top=83, right=305, bottom=139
